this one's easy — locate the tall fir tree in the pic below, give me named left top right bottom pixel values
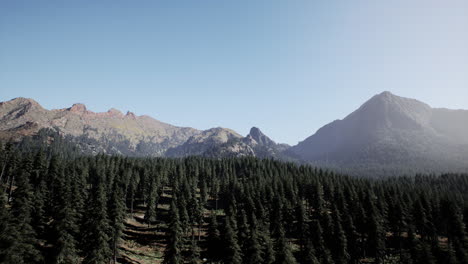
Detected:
left=224, top=214, right=243, bottom=264
left=163, top=199, right=183, bottom=264
left=0, top=188, right=16, bottom=262
left=82, top=178, right=111, bottom=264
left=8, top=167, right=43, bottom=263
left=108, top=178, right=126, bottom=264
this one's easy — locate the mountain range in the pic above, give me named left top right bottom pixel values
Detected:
left=1, top=92, right=468, bottom=176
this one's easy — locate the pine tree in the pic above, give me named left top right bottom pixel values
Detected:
left=444, top=200, right=468, bottom=264
left=365, top=193, right=385, bottom=263
left=82, top=179, right=111, bottom=264
left=304, top=239, right=320, bottom=264
left=0, top=189, right=16, bottom=262
left=144, top=178, right=158, bottom=227
left=188, top=238, right=201, bottom=264
left=50, top=170, right=80, bottom=264
left=331, top=206, right=350, bottom=264
left=237, top=209, right=249, bottom=254
left=108, top=178, right=126, bottom=264
left=274, top=227, right=297, bottom=264
left=260, top=230, right=276, bottom=264
left=245, top=213, right=263, bottom=264
left=309, top=220, right=333, bottom=264
left=224, top=214, right=243, bottom=264
left=163, top=199, right=183, bottom=264
left=31, top=178, right=48, bottom=239
left=207, top=213, right=222, bottom=261
left=8, top=168, right=43, bottom=263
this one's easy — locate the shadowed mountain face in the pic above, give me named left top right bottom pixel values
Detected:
left=289, top=91, right=468, bottom=176
left=0, top=97, right=200, bottom=156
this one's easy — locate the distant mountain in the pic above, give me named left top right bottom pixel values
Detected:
left=2, top=93, right=468, bottom=176
left=243, top=127, right=290, bottom=158
left=0, top=97, right=290, bottom=158
left=165, top=127, right=246, bottom=157
left=289, top=91, right=468, bottom=176
left=0, top=97, right=200, bottom=156
left=166, top=126, right=291, bottom=158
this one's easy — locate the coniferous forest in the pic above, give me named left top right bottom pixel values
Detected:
left=1, top=138, right=468, bottom=264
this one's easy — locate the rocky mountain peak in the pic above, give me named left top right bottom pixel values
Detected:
left=349, top=91, right=432, bottom=130
left=376, top=90, right=394, bottom=99
left=107, top=108, right=124, bottom=118
left=126, top=111, right=136, bottom=119
left=5, top=97, right=41, bottom=108
left=69, top=103, right=87, bottom=113
left=248, top=126, right=276, bottom=146
left=249, top=126, right=263, bottom=138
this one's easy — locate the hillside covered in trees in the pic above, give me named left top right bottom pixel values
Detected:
left=1, top=139, right=468, bottom=264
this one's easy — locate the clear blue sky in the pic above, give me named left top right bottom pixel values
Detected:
left=1, top=0, right=467, bottom=145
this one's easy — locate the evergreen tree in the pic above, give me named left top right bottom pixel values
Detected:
left=8, top=168, right=43, bottom=263
left=144, top=178, right=158, bottom=227
left=224, top=214, right=243, bottom=264
left=245, top=213, right=263, bottom=264
left=274, top=227, right=297, bottom=264
left=50, top=171, right=80, bottom=264
left=108, top=179, right=126, bottom=264
left=207, top=213, right=222, bottom=261
left=304, top=239, right=320, bottom=264
left=331, top=206, right=350, bottom=264
left=163, top=199, right=183, bottom=264
left=188, top=238, right=201, bottom=264
left=82, top=179, right=111, bottom=264
left=0, top=189, right=16, bottom=262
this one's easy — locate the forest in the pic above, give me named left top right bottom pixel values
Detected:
left=1, top=137, right=468, bottom=264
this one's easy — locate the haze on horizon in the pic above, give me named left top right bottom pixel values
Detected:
left=1, top=0, right=467, bottom=145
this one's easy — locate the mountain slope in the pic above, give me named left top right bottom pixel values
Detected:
left=167, top=126, right=291, bottom=158
left=289, top=91, right=468, bottom=176
left=0, top=97, right=200, bottom=156
left=165, top=127, right=245, bottom=157
left=242, top=127, right=290, bottom=158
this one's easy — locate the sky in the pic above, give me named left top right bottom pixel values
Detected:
left=1, top=0, right=467, bottom=145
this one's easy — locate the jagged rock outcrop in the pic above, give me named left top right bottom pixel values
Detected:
left=165, top=127, right=245, bottom=157
left=190, top=127, right=291, bottom=158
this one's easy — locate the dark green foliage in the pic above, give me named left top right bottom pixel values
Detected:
left=163, top=199, right=183, bottom=264
left=144, top=177, right=158, bottom=227
left=108, top=178, right=126, bottom=264
left=224, top=214, right=243, bottom=264
left=0, top=189, right=15, bottom=262
left=8, top=167, right=43, bottom=263
left=82, top=179, right=111, bottom=264
left=188, top=238, right=201, bottom=264
left=244, top=213, right=263, bottom=264
left=2, top=139, right=468, bottom=264
left=207, top=213, right=222, bottom=262
left=304, top=239, right=320, bottom=264
left=274, top=228, right=297, bottom=264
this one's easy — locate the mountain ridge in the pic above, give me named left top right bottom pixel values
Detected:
left=2, top=92, right=468, bottom=176
left=0, top=97, right=201, bottom=156
left=290, top=91, right=468, bottom=175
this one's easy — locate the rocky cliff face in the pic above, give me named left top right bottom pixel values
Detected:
left=193, top=127, right=291, bottom=159
left=0, top=97, right=200, bottom=156
left=165, top=127, right=245, bottom=157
